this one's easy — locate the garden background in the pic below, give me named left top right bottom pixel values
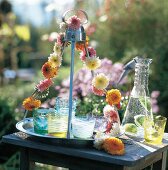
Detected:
left=0, top=0, right=168, bottom=169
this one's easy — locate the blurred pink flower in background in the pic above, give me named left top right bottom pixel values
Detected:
left=151, top=90, right=160, bottom=113
left=86, top=24, right=97, bottom=36
left=58, top=58, right=126, bottom=98
left=151, top=91, right=160, bottom=98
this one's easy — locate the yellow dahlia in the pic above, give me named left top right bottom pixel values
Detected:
left=85, top=56, right=101, bottom=70
left=48, top=53, right=62, bottom=67
left=106, top=89, right=122, bottom=105
left=92, top=73, right=109, bottom=90
left=22, top=97, right=41, bottom=111
left=42, top=62, right=58, bottom=79
left=102, top=137, right=125, bottom=155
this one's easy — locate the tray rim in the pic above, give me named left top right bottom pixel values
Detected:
left=16, top=117, right=94, bottom=141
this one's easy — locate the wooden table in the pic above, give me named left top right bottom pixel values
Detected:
left=2, top=132, right=168, bottom=170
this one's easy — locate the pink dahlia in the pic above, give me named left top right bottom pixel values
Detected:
left=36, top=79, right=53, bottom=92
left=57, top=33, right=64, bottom=46
left=67, top=15, right=81, bottom=30
left=92, top=86, right=105, bottom=96
left=88, top=46, right=96, bottom=57
left=80, top=46, right=96, bottom=61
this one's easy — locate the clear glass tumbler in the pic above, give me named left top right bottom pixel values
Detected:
left=55, top=97, right=77, bottom=118
left=72, top=116, right=95, bottom=139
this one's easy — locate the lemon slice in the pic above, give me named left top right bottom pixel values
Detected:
left=134, top=115, right=145, bottom=127
left=124, top=123, right=137, bottom=134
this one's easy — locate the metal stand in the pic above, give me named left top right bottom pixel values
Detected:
left=62, top=11, right=87, bottom=138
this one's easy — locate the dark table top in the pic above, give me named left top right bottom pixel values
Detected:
left=2, top=132, right=168, bottom=167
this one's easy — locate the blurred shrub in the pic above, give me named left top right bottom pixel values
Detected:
left=0, top=97, right=16, bottom=137
left=0, top=83, right=34, bottom=138
left=90, top=0, right=168, bottom=115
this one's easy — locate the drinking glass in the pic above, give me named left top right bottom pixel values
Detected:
left=71, top=116, right=95, bottom=139
left=48, top=97, right=77, bottom=138
left=144, top=115, right=167, bottom=145
left=48, top=109, right=68, bottom=138
left=33, top=108, right=49, bottom=134
left=55, top=97, right=77, bottom=118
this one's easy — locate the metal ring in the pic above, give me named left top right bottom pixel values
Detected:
left=62, top=9, right=88, bottom=25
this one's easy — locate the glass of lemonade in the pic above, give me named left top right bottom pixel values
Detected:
left=48, top=109, right=68, bottom=138
left=144, top=115, right=167, bottom=145
left=48, top=97, right=77, bottom=138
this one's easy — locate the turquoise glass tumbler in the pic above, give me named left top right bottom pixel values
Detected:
left=33, top=108, right=51, bottom=134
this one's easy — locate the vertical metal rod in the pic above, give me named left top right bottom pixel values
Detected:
left=67, top=40, right=75, bottom=139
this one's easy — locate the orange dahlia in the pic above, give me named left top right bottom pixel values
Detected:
left=42, top=62, right=58, bottom=79
left=102, top=137, right=125, bottom=155
left=22, top=97, right=41, bottom=111
left=106, top=89, right=121, bottom=105
left=75, top=42, right=85, bottom=51
left=75, top=36, right=89, bottom=51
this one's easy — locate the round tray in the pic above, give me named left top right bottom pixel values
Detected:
left=16, top=118, right=94, bottom=148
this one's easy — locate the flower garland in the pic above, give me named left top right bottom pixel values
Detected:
left=22, top=14, right=124, bottom=155
left=22, top=15, right=122, bottom=111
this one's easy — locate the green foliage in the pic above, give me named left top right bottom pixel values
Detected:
left=0, top=83, right=34, bottom=138
left=92, top=0, right=168, bottom=115
left=76, top=95, right=106, bottom=116
left=0, top=97, right=15, bottom=137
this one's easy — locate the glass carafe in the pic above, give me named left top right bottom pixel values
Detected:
left=122, top=57, right=153, bottom=137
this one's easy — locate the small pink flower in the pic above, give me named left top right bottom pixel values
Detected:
left=36, top=79, right=53, bottom=92
left=67, top=15, right=81, bottom=30
left=57, top=33, right=64, bottom=46
left=80, top=50, right=86, bottom=61
left=109, top=112, right=118, bottom=123
left=80, top=46, right=96, bottom=61
left=92, top=86, right=105, bottom=96
left=88, top=46, right=96, bottom=57
left=105, top=121, right=112, bottom=133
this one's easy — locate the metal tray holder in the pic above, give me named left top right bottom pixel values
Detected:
left=61, top=9, right=88, bottom=139
left=16, top=9, right=94, bottom=147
